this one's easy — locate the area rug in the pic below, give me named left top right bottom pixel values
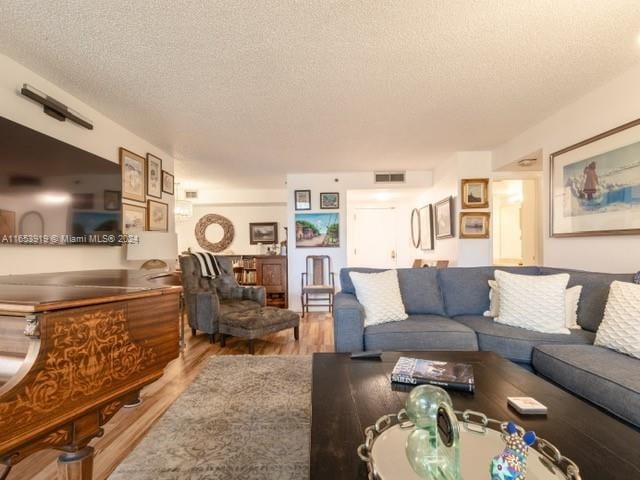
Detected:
left=110, top=355, right=311, bottom=480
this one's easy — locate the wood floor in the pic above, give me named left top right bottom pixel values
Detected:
left=8, top=312, right=334, bottom=480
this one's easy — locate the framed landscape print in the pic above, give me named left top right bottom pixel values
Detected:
left=295, top=213, right=339, bottom=247
left=294, top=190, right=311, bottom=210
left=162, top=170, right=175, bottom=195
left=461, top=178, right=489, bottom=208
left=435, top=196, right=455, bottom=239
left=147, top=200, right=168, bottom=232
left=460, top=212, right=490, bottom=239
left=122, top=203, right=146, bottom=234
left=249, top=222, right=278, bottom=244
left=120, top=148, right=146, bottom=202
left=320, top=192, right=339, bottom=209
left=419, top=204, right=434, bottom=250
left=550, top=118, right=640, bottom=237
left=146, top=154, right=162, bottom=199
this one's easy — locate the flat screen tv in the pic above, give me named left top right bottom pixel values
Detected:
left=0, top=116, right=122, bottom=246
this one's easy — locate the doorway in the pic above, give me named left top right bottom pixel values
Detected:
left=492, top=179, right=540, bottom=266
left=349, top=207, right=398, bottom=268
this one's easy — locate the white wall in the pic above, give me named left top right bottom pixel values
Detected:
left=0, top=53, right=177, bottom=275
left=286, top=171, right=433, bottom=310
left=493, top=63, right=640, bottom=273
left=176, top=203, right=287, bottom=254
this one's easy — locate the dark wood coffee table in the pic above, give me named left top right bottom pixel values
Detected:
left=310, top=351, right=640, bottom=480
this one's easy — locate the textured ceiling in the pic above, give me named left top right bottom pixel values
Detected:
left=1, top=1, right=640, bottom=189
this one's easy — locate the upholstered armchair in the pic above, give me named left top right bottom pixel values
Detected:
left=179, top=255, right=266, bottom=342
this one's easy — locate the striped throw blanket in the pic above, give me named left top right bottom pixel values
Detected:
left=191, top=251, right=222, bottom=278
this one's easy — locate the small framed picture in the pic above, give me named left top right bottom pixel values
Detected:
left=120, top=148, right=146, bottom=202
left=435, top=196, right=455, bottom=239
left=71, top=193, right=94, bottom=210
left=419, top=204, right=434, bottom=250
left=249, top=222, right=278, bottom=244
left=294, top=190, right=311, bottom=210
left=461, top=178, right=489, bottom=209
left=320, top=192, right=339, bottom=209
left=147, top=200, right=169, bottom=232
left=460, top=212, right=490, bottom=239
left=162, top=170, right=175, bottom=195
left=104, top=190, right=121, bottom=211
left=146, top=154, right=163, bottom=199
left=122, top=203, right=146, bottom=234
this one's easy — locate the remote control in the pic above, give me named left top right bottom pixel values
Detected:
left=350, top=350, right=383, bottom=360
left=507, top=396, right=548, bottom=415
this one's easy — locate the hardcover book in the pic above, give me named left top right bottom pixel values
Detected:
left=390, top=357, right=475, bottom=392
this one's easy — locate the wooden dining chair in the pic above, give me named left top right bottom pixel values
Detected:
left=301, top=255, right=335, bottom=317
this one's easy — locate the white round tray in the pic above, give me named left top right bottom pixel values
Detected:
left=369, top=423, right=569, bottom=480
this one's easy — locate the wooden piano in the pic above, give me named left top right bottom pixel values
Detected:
left=0, top=270, right=182, bottom=480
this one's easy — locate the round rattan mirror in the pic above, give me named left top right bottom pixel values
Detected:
left=195, top=214, right=235, bottom=252
left=410, top=208, right=421, bottom=248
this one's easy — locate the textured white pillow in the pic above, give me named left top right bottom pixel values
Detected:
left=595, top=281, right=640, bottom=359
left=485, top=279, right=582, bottom=330
left=349, top=270, right=408, bottom=327
left=494, top=270, right=570, bottom=334
left=565, top=285, right=583, bottom=330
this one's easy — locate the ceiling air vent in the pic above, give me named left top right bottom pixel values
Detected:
left=374, top=171, right=406, bottom=184
left=185, top=190, right=198, bottom=199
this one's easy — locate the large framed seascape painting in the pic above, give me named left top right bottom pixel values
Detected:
left=295, top=213, right=339, bottom=247
left=550, top=118, right=640, bottom=237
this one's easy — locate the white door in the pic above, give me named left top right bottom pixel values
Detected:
left=350, top=207, right=397, bottom=268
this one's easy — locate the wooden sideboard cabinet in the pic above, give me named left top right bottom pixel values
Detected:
left=255, top=256, right=288, bottom=308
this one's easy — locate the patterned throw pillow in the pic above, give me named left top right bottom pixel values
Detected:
left=485, top=277, right=582, bottom=329
left=634, top=271, right=640, bottom=284
left=494, top=270, right=570, bottom=334
left=595, top=281, right=640, bottom=359
left=349, top=270, right=408, bottom=327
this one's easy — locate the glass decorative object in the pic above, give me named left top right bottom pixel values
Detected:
left=404, top=386, right=462, bottom=479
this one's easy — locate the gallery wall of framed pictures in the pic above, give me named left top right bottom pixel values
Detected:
left=119, top=147, right=175, bottom=235
left=292, top=190, right=341, bottom=248
left=458, top=178, right=491, bottom=239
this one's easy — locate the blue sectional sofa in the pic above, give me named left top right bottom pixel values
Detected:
left=332, top=266, right=640, bottom=427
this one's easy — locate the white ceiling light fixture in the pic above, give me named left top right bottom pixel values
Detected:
left=38, top=192, right=71, bottom=205
left=518, top=158, right=536, bottom=168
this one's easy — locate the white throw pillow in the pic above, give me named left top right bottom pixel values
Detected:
left=565, top=285, right=583, bottom=330
left=485, top=279, right=583, bottom=330
left=595, top=281, right=640, bottom=359
left=349, top=270, right=408, bottom=327
left=494, top=270, right=570, bottom=334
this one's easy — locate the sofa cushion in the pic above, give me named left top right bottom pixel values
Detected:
left=454, top=315, right=594, bottom=363
left=539, top=267, right=635, bottom=332
left=439, top=266, right=540, bottom=317
left=364, top=315, right=478, bottom=351
left=341, top=268, right=446, bottom=315
left=533, top=345, right=640, bottom=427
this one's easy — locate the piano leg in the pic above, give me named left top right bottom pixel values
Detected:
left=57, top=446, right=94, bottom=480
